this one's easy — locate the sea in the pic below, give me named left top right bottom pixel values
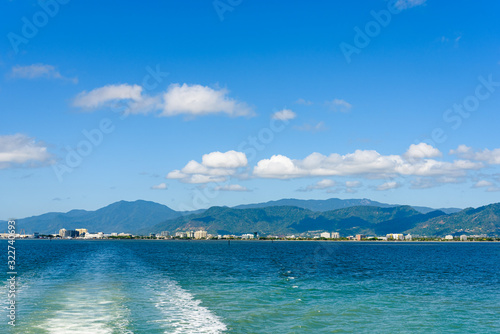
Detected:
left=1, top=240, right=499, bottom=333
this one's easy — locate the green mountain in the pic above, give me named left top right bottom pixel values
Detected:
left=4, top=199, right=498, bottom=237
left=146, top=205, right=449, bottom=236
left=407, top=203, right=500, bottom=236
left=233, top=198, right=461, bottom=214
left=142, top=206, right=312, bottom=235
left=8, top=200, right=181, bottom=234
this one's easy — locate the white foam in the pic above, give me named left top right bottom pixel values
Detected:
left=147, top=277, right=227, bottom=334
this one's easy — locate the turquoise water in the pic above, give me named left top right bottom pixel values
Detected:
left=1, top=240, right=499, bottom=333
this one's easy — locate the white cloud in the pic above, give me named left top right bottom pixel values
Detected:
left=0, top=134, right=52, bottom=168
left=473, top=180, right=493, bottom=188
left=74, top=83, right=252, bottom=118
left=214, top=184, right=249, bottom=192
left=162, top=83, right=252, bottom=117
left=74, top=84, right=143, bottom=109
left=294, top=121, right=327, bottom=133
left=295, top=98, right=313, bottom=105
left=202, top=151, right=248, bottom=169
left=376, top=181, right=401, bottom=191
left=450, top=145, right=500, bottom=164
left=411, top=176, right=463, bottom=189
left=271, top=109, right=296, bottom=121
left=299, top=179, right=336, bottom=192
left=404, top=143, right=442, bottom=160
left=151, top=183, right=168, bottom=190
left=395, top=0, right=427, bottom=10
left=166, top=150, right=248, bottom=184
left=253, top=143, right=481, bottom=179
left=345, top=181, right=362, bottom=188
left=10, top=64, right=77, bottom=83
left=326, top=99, right=352, bottom=113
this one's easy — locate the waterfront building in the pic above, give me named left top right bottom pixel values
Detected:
left=75, top=228, right=88, bottom=236
left=187, top=231, right=195, bottom=238
left=320, top=232, right=331, bottom=239
left=241, top=233, right=254, bottom=239
left=160, top=231, right=170, bottom=237
left=460, top=235, right=468, bottom=241
left=356, top=234, right=365, bottom=241
left=444, top=235, right=454, bottom=240
left=59, top=229, right=79, bottom=238
left=84, top=232, right=104, bottom=239
left=331, top=232, right=340, bottom=239
left=194, top=230, right=208, bottom=239
left=405, top=234, right=412, bottom=241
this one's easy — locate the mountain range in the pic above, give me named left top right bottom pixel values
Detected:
left=2, top=198, right=499, bottom=237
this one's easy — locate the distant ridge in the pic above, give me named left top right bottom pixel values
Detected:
left=233, top=198, right=461, bottom=214
left=4, top=198, right=496, bottom=237
left=7, top=200, right=181, bottom=234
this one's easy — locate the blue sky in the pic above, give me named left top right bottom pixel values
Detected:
left=1, top=0, right=500, bottom=219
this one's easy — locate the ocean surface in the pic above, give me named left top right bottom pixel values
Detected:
left=1, top=240, right=499, bottom=333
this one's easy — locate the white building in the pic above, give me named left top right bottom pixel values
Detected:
left=160, top=231, right=170, bottom=237
left=175, top=232, right=187, bottom=238
left=194, top=230, right=207, bottom=239
left=405, top=234, right=412, bottom=241
left=444, top=235, right=454, bottom=240
left=387, top=233, right=404, bottom=240
left=320, top=232, right=331, bottom=239
left=241, top=233, right=254, bottom=239
left=84, top=232, right=104, bottom=239
left=187, top=231, right=195, bottom=238
left=460, top=235, right=467, bottom=241
left=331, top=232, right=340, bottom=239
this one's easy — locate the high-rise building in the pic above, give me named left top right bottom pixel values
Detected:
left=76, top=228, right=88, bottom=236
left=320, top=232, right=331, bottom=238
left=194, top=230, right=207, bottom=239
left=331, top=232, right=340, bottom=239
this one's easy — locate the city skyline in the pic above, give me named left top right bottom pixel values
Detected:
left=2, top=0, right=500, bottom=220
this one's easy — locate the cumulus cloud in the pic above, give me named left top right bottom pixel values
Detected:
left=395, top=0, right=427, bottom=10
left=474, top=180, right=492, bottom=188
left=162, top=84, right=252, bottom=117
left=271, top=109, right=296, bottom=121
left=299, top=179, right=336, bottom=192
left=450, top=145, right=500, bottom=164
left=214, top=184, right=249, bottom=192
left=326, top=99, right=352, bottom=113
left=253, top=143, right=482, bottom=179
left=345, top=181, right=362, bottom=188
left=376, top=181, right=401, bottom=191
left=166, top=150, right=248, bottom=184
left=294, top=121, right=327, bottom=133
left=73, top=83, right=253, bottom=118
left=74, top=84, right=143, bottom=109
left=0, top=134, right=52, bottom=168
left=295, top=98, right=313, bottom=105
left=202, top=150, right=247, bottom=169
left=151, top=183, right=168, bottom=190
left=404, top=143, right=442, bottom=160
left=10, top=64, right=77, bottom=83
